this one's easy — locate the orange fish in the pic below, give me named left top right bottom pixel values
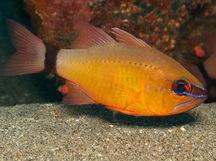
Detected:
left=0, top=20, right=207, bottom=116
left=185, top=33, right=216, bottom=100
left=203, top=33, right=216, bottom=79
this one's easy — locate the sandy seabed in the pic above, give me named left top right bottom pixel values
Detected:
left=0, top=103, right=215, bottom=161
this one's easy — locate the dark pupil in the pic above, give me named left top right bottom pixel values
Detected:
left=177, top=82, right=186, bottom=93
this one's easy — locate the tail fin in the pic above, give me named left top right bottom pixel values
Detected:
left=0, top=19, right=46, bottom=76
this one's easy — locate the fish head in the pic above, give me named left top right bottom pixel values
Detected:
left=148, top=68, right=207, bottom=116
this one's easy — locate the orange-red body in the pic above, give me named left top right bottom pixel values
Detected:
left=57, top=43, right=206, bottom=116
left=0, top=20, right=207, bottom=116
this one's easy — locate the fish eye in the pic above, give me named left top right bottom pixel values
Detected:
left=172, top=79, right=192, bottom=96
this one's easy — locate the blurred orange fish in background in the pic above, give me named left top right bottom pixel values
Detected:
left=0, top=19, right=207, bottom=116
left=184, top=33, right=216, bottom=101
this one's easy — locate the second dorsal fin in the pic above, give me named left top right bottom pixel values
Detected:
left=71, top=20, right=115, bottom=49
left=112, top=27, right=151, bottom=48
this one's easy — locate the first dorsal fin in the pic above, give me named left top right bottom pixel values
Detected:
left=71, top=20, right=115, bottom=49
left=112, top=27, right=151, bottom=48
left=62, top=81, right=96, bottom=105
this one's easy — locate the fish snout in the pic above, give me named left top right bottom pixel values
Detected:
left=191, top=84, right=207, bottom=99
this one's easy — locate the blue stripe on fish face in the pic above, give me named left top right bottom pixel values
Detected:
left=174, top=89, right=207, bottom=99
left=173, top=100, right=193, bottom=111
left=189, top=93, right=207, bottom=99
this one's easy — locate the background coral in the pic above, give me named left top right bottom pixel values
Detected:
left=24, top=0, right=97, bottom=48
left=24, top=0, right=215, bottom=58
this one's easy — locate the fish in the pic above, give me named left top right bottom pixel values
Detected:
left=203, top=33, right=216, bottom=79
left=184, top=33, right=216, bottom=101
left=0, top=19, right=207, bottom=116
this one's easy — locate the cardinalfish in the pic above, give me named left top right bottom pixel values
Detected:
left=0, top=19, right=207, bottom=116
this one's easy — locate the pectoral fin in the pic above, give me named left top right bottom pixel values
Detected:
left=62, top=81, right=96, bottom=105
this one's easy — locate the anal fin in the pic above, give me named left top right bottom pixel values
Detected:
left=61, top=81, right=95, bottom=105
